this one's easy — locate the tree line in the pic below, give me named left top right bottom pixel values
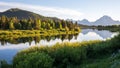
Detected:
left=0, top=16, right=80, bottom=31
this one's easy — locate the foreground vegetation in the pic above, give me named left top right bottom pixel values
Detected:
left=1, top=33, right=120, bottom=68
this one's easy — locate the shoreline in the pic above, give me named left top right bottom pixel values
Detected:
left=0, top=30, right=80, bottom=38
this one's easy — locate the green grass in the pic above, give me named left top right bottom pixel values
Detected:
left=80, top=52, right=120, bottom=68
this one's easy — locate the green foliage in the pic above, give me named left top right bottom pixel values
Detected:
left=80, top=51, right=120, bottom=68
left=26, top=21, right=32, bottom=30
left=0, top=16, right=7, bottom=29
left=57, top=21, right=62, bottom=29
left=13, top=41, right=100, bottom=68
left=0, top=60, right=12, bottom=68
left=13, top=52, right=54, bottom=68
left=0, top=16, right=80, bottom=31
left=65, top=26, right=69, bottom=31
left=41, top=22, right=46, bottom=29
left=96, top=25, right=120, bottom=32
left=14, top=23, right=21, bottom=29
left=34, top=19, right=41, bottom=30
left=12, top=33, right=120, bottom=68
left=50, top=43, right=87, bottom=67
left=9, top=20, right=15, bottom=30
left=46, top=23, right=51, bottom=29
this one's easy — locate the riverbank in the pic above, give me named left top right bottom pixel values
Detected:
left=79, top=25, right=120, bottom=32
left=0, top=29, right=80, bottom=38
left=1, top=33, right=120, bottom=68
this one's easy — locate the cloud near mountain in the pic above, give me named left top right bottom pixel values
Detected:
left=0, top=1, right=83, bottom=20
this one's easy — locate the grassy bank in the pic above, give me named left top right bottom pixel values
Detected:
left=0, top=29, right=80, bottom=38
left=1, top=33, right=120, bottom=68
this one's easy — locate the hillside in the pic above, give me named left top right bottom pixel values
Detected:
left=0, top=8, right=60, bottom=21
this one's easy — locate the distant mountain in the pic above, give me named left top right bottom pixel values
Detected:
left=93, top=15, right=120, bottom=26
left=78, top=15, right=120, bottom=26
left=0, top=8, right=60, bottom=20
left=78, top=19, right=91, bottom=26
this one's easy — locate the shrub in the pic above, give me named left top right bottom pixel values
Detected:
left=0, top=60, right=12, bottom=68
left=50, top=45, right=87, bottom=67
left=13, top=52, right=54, bottom=68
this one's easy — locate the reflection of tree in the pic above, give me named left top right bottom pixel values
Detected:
left=0, top=34, right=79, bottom=46
left=20, top=37, right=33, bottom=44
left=61, top=35, right=67, bottom=41
left=68, top=34, right=73, bottom=41
left=28, top=37, right=34, bottom=46
left=59, top=35, right=62, bottom=40
left=61, top=35, right=64, bottom=41
left=74, top=34, right=79, bottom=40
left=1, top=40, right=6, bottom=46
left=55, top=35, right=59, bottom=39
left=8, top=37, right=20, bottom=44
left=51, top=36, right=56, bottom=40
left=46, top=36, right=51, bottom=42
left=64, top=34, right=69, bottom=39
left=34, top=36, right=41, bottom=44
left=41, top=36, right=46, bottom=40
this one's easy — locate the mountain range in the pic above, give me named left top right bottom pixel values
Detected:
left=78, top=15, right=120, bottom=26
left=0, top=8, right=120, bottom=26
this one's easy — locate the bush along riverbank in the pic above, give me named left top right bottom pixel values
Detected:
left=1, top=33, right=120, bottom=68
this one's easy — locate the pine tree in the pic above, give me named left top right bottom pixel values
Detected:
left=9, top=20, right=15, bottom=30
left=34, top=19, right=41, bottom=30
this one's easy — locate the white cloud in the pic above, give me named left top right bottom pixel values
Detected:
left=0, top=1, right=83, bottom=20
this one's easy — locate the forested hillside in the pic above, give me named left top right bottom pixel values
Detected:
left=0, top=8, right=80, bottom=31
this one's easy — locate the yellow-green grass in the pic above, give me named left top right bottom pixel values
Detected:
left=0, top=30, right=80, bottom=38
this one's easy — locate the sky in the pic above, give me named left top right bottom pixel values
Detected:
left=0, top=0, right=120, bottom=21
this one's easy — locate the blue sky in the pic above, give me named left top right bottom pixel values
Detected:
left=0, top=0, right=120, bottom=21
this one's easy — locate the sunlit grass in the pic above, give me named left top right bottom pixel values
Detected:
left=0, top=30, right=79, bottom=39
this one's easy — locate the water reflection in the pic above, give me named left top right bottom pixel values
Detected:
left=81, top=29, right=116, bottom=39
left=0, top=34, right=78, bottom=46
left=0, top=29, right=118, bottom=63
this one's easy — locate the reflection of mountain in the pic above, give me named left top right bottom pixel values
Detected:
left=81, top=29, right=115, bottom=39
